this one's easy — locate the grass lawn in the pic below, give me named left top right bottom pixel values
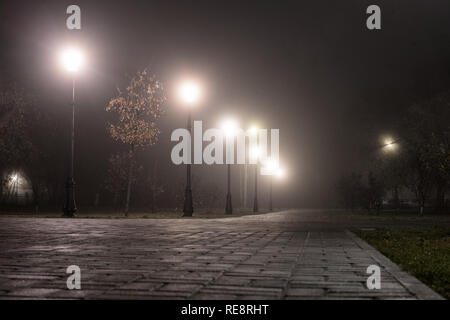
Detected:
left=355, top=227, right=450, bottom=299
left=332, top=210, right=450, bottom=224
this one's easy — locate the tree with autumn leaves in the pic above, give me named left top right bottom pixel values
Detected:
left=106, top=69, right=166, bottom=215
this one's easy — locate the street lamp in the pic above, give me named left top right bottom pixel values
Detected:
left=379, top=135, right=400, bottom=151
left=10, top=174, right=18, bottom=183
left=249, top=145, right=260, bottom=213
left=271, top=168, right=285, bottom=211
left=179, top=81, right=200, bottom=217
left=180, top=82, right=200, bottom=105
left=383, top=138, right=397, bottom=151
left=222, top=119, right=238, bottom=215
left=262, top=159, right=285, bottom=212
left=276, top=168, right=285, bottom=178
left=242, top=126, right=257, bottom=209
left=60, top=48, right=84, bottom=217
left=248, top=126, right=258, bottom=136
left=262, top=158, right=275, bottom=211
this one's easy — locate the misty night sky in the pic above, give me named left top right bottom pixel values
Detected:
left=1, top=0, right=450, bottom=207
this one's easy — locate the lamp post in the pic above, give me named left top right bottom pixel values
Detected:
left=222, top=119, right=237, bottom=215
left=380, top=136, right=400, bottom=210
left=248, top=126, right=260, bottom=213
left=262, top=158, right=275, bottom=211
left=253, top=163, right=259, bottom=213
left=183, top=109, right=193, bottom=216
left=60, top=48, right=83, bottom=218
left=243, top=160, right=248, bottom=209
left=269, top=174, right=273, bottom=211
left=226, top=162, right=232, bottom=214
left=262, top=158, right=285, bottom=212
left=272, top=168, right=284, bottom=211
left=249, top=145, right=260, bottom=213
left=179, top=82, right=200, bottom=217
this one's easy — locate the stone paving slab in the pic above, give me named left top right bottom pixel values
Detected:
left=0, top=210, right=444, bottom=299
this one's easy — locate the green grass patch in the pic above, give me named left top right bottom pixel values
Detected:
left=355, top=227, right=450, bottom=299
left=332, top=210, right=450, bottom=223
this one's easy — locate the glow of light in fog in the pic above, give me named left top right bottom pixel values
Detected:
left=179, top=81, right=200, bottom=105
left=60, top=48, right=84, bottom=72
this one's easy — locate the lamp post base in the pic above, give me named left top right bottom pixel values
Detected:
left=183, top=187, right=193, bottom=217
left=253, top=198, right=258, bottom=213
left=62, top=179, right=77, bottom=217
left=225, top=193, right=232, bottom=215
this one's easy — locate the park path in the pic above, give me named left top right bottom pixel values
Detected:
left=0, top=210, right=442, bottom=299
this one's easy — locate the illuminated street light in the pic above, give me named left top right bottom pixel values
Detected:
left=221, top=119, right=238, bottom=137
left=248, top=126, right=260, bottom=213
left=264, top=160, right=275, bottom=212
left=7, top=172, right=21, bottom=204
left=248, top=126, right=258, bottom=136
left=241, top=126, right=258, bottom=210
left=384, top=139, right=394, bottom=148
left=263, top=158, right=277, bottom=174
left=179, top=82, right=200, bottom=105
left=222, top=119, right=238, bottom=215
left=179, top=81, right=201, bottom=217
left=60, top=48, right=84, bottom=73
left=10, top=174, right=18, bottom=183
left=60, top=47, right=85, bottom=217
left=276, top=168, right=285, bottom=178
left=249, top=146, right=260, bottom=163
left=261, top=160, right=285, bottom=212
left=382, top=137, right=399, bottom=152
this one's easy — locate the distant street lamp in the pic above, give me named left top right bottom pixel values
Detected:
left=380, top=135, right=401, bottom=151
left=248, top=126, right=258, bottom=136
left=267, top=159, right=276, bottom=212
left=222, top=119, right=238, bottom=215
left=383, top=138, right=397, bottom=151
left=241, top=126, right=258, bottom=210
left=272, top=168, right=285, bottom=211
left=276, top=168, right=285, bottom=178
left=262, top=159, right=284, bottom=211
left=10, top=174, right=18, bottom=183
left=179, top=81, right=200, bottom=217
left=249, top=145, right=260, bottom=213
left=60, top=48, right=84, bottom=217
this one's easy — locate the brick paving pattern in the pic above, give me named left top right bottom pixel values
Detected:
left=0, top=210, right=443, bottom=299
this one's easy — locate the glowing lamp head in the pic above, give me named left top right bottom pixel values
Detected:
left=179, top=82, right=200, bottom=104
left=276, top=168, right=285, bottom=178
left=11, top=174, right=18, bottom=182
left=263, top=159, right=277, bottom=173
left=250, top=146, right=260, bottom=161
left=60, top=48, right=84, bottom=73
left=221, top=119, right=238, bottom=137
left=384, top=138, right=396, bottom=151
left=248, top=126, right=258, bottom=136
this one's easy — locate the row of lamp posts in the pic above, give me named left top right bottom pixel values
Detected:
left=58, top=48, right=284, bottom=218
left=179, top=81, right=285, bottom=217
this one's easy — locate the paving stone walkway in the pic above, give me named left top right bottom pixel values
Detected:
left=0, top=210, right=443, bottom=299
